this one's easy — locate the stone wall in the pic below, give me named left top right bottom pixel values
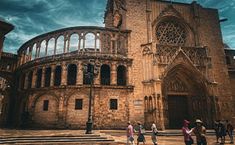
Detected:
left=24, top=87, right=132, bottom=129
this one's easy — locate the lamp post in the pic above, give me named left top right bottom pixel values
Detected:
left=85, top=59, right=100, bottom=134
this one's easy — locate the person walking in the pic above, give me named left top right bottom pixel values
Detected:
left=192, top=119, right=207, bottom=145
left=182, top=120, right=194, bottom=145
left=214, top=120, right=220, bottom=143
left=127, top=121, right=135, bottom=145
left=226, top=120, right=234, bottom=144
left=219, top=120, right=227, bottom=144
left=151, top=123, right=158, bottom=145
left=136, top=121, right=145, bottom=145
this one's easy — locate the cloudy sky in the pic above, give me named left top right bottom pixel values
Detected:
left=0, top=0, right=235, bottom=54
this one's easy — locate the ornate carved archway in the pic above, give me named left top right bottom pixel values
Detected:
left=162, top=63, right=212, bottom=128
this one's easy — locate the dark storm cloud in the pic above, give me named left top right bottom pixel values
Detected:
left=0, top=0, right=235, bottom=53
left=0, top=0, right=106, bottom=53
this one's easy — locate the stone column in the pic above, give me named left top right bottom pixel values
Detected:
left=63, top=35, right=67, bottom=53
left=50, top=65, right=55, bottom=87
left=36, top=43, right=40, bottom=58
left=111, top=63, right=117, bottom=85
left=41, top=67, right=45, bottom=87
left=24, top=72, right=29, bottom=89
left=94, top=64, right=100, bottom=85
left=54, top=39, right=57, bottom=55
left=31, top=69, right=37, bottom=88
left=45, top=40, right=48, bottom=56
left=61, top=62, right=67, bottom=86
left=76, top=62, right=83, bottom=85
left=67, top=37, right=70, bottom=52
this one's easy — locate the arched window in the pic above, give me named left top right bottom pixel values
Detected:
left=100, top=64, right=110, bottom=85
left=45, top=67, right=51, bottom=87
left=83, top=64, right=94, bottom=85
left=47, top=38, right=55, bottom=56
left=36, top=69, right=42, bottom=88
left=85, top=33, right=95, bottom=49
left=26, top=47, right=30, bottom=62
left=31, top=43, right=37, bottom=60
left=56, top=35, right=64, bottom=54
left=117, top=65, right=126, bottom=86
left=54, top=66, right=61, bottom=86
left=39, top=40, right=46, bottom=57
left=156, top=20, right=186, bottom=45
left=67, top=64, right=77, bottom=85
left=69, top=33, right=79, bottom=52
left=27, top=71, right=33, bottom=89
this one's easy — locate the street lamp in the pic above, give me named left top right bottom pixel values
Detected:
left=84, top=59, right=100, bottom=134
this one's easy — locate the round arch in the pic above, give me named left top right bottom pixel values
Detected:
left=31, top=93, right=59, bottom=127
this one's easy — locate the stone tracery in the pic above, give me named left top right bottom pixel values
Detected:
left=156, top=20, right=186, bottom=45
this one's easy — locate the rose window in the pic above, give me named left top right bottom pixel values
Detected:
left=156, top=21, right=186, bottom=45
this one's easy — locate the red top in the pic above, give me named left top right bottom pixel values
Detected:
left=127, top=125, right=134, bottom=137
left=182, top=126, right=191, bottom=141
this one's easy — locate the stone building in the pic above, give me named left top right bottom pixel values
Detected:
left=0, top=18, right=15, bottom=127
left=0, top=0, right=234, bottom=129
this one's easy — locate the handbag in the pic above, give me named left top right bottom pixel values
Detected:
left=129, top=136, right=134, bottom=142
left=154, top=130, right=158, bottom=135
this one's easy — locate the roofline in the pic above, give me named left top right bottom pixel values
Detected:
left=0, top=20, right=14, bottom=35
left=151, top=0, right=218, bottom=11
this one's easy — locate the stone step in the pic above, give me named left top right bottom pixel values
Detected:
left=100, top=129, right=216, bottom=136
left=0, top=134, right=115, bottom=144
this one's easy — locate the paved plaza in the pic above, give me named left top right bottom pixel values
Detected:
left=0, top=129, right=233, bottom=144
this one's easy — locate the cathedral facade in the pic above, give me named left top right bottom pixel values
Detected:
left=0, top=0, right=235, bottom=129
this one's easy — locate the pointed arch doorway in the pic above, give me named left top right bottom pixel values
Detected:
left=162, top=64, right=212, bottom=129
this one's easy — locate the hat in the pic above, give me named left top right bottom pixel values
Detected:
left=127, top=121, right=131, bottom=124
left=195, top=119, right=203, bottom=124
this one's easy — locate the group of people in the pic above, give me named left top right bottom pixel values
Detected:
left=182, top=119, right=234, bottom=145
left=127, top=119, right=234, bottom=145
left=182, top=119, right=207, bottom=145
left=126, top=121, right=158, bottom=145
left=214, top=120, right=234, bottom=144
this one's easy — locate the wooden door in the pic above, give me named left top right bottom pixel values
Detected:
left=168, top=95, right=189, bottom=129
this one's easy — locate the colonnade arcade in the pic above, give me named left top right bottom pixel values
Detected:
left=17, top=27, right=129, bottom=66
left=19, top=61, right=128, bottom=90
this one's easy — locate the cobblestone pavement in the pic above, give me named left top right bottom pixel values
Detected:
left=0, top=129, right=233, bottom=145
